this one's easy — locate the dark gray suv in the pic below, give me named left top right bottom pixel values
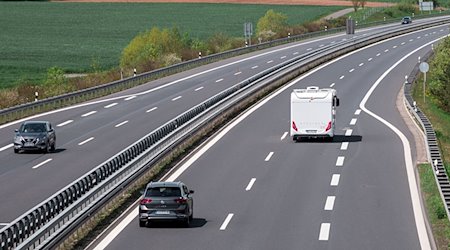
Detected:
left=139, top=181, right=194, bottom=227
left=14, top=121, right=56, bottom=153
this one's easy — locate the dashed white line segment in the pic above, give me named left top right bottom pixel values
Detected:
left=234, top=72, right=242, bottom=75
left=195, top=87, right=204, bottom=91
left=330, top=174, right=340, bottom=186
left=115, top=121, right=128, bottom=128
left=350, top=118, right=357, bottom=125
left=324, top=196, right=336, bottom=211
left=172, top=96, right=182, bottom=101
left=0, top=144, right=13, bottom=152
left=319, top=223, right=331, bottom=241
left=146, top=107, right=157, bottom=113
left=354, top=109, right=361, bottom=115
left=251, top=66, right=258, bottom=69
left=340, top=142, right=349, bottom=150
left=79, top=137, right=94, bottom=146
left=57, top=120, right=73, bottom=127
left=82, top=111, right=97, bottom=117
left=281, top=132, right=288, bottom=140
left=345, top=129, right=353, bottom=137
left=220, top=213, right=234, bottom=230
left=336, top=156, right=345, bottom=166
left=104, top=103, right=118, bottom=108
left=215, top=79, right=224, bottom=83
left=32, top=158, right=52, bottom=169
left=265, top=152, right=274, bottom=162
left=245, top=178, right=256, bottom=191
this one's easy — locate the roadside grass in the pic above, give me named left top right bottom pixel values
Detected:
left=413, top=75, right=450, bottom=249
left=418, top=164, right=450, bottom=249
left=0, top=2, right=345, bottom=88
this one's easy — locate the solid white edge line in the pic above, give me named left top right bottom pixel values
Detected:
left=220, top=213, right=234, bottom=230
left=340, top=142, right=349, bottom=150
left=81, top=111, right=97, bottom=117
left=324, top=196, right=336, bottom=211
left=265, top=152, right=274, bottom=162
left=115, top=121, right=128, bottom=128
left=281, top=132, right=288, bottom=140
left=245, top=178, right=256, bottom=191
left=32, top=158, right=52, bottom=169
left=146, top=107, right=157, bottom=113
left=104, top=103, right=118, bottom=108
left=171, top=96, right=182, bottom=101
left=57, top=120, right=74, bottom=127
left=330, top=174, right=340, bottom=186
left=91, top=27, right=445, bottom=250
left=78, top=137, right=94, bottom=146
left=336, top=156, right=345, bottom=166
left=0, top=223, right=9, bottom=226
left=319, top=223, right=331, bottom=241
left=358, top=36, right=447, bottom=250
left=0, top=144, right=14, bottom=152
left=350, top=118, right=357, bottom=125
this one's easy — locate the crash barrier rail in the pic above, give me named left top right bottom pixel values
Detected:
left=1, top=11, right=449, bottom=125
left=404, top=50, right=450, bottom=220
left=1, top=16, right=450, bottom=250
left=0, top=26, right=347, bottom=125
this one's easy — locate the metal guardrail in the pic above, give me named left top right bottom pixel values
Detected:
left=403, top=50, right=450, bottom=220
left=0, top=27, right=347, bottom=125
left=1, top=16, right=450, bottom=250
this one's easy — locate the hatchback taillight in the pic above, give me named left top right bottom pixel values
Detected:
left=140, top=198, right=152, bottom=205
left=175, top=197, right=187, bottom=204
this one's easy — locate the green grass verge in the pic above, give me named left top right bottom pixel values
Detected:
left=0, top=2, right=345, bottom=88
left=418, top=163, right=450, bottom=249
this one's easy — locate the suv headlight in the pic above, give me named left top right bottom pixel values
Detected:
left=14, top=136, right=24, bottom=143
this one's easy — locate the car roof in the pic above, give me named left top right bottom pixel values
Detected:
left=146, top=181, right=183, bottom=188
left=22, top=121, right=49, bottom=125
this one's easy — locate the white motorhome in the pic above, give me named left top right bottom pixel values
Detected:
left=290, top=86, right=339, bottom=141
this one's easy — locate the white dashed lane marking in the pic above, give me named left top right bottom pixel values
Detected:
left=368, top=58, right=373, bottom=61
left=82, top=111, right=97, bottom=117
left=393, top=45, right=397, bottom=49
left=267, top=60, right=273, bottom=64
left=293, top=52, right=299, bottom=55
left=330, top=83, right=335, bottom=88
left=376, top=53, right=381, bottom=57
left=349, top=68, right=355, bottom=73
left=319, top=223, right=331, bottom=241
left=265, top=152, right=274, bottom=162
left=195, top=87, right=204, bottom=91
left=0, top=144, right=13, bottom=152
left=281, top=132, right=288, bottom=140
left=172, top=96, right=182, bottom=101
left=307, top=48, right=312, bottom=51
left=115, top=121, right=128, bottom=128
left=384, top=49, right=389, bottom=53
left=354, top=109, right=361, bottom=115
left=32, top=158, right=52, bottom=169
left=330, top=174, right=340, bottom=186
left=359, top=63, right=364, bottom=67
left=401, top=42, right=406, bottom=45
left=339, top=75, right=344, bottom=80
left=220, top=213, right=234, bottom=231
left=350, top=118, right=357, bottom=125
left=234, top=72, right=242, bottom=76
left=324, top=196, right=336, bottom=211
left=215, top=79, right=223, bottom=83
left=104, top=103, right=118, bottom=108
left=345, top=129, right=353, bottom=137
left=340, top=142, right=349, bottom=150
left=251, top=66, right=259, bottom=69
left=124, top=96, right=136, bottom=101
left=146, top=107, right=157, bottom=113
left=79, top=137, right=94, bottom=146
left=57, top=120, right=73, bottom=127
left=245, top=178, right=256, bottom=191
left=280, top=56, right=287, bottom=59
left=336, top=156, right=345, bottom=166
left=409, top=39, right=414, bottom=42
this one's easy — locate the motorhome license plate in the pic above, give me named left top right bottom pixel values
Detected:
left=156, top=211, right=170, bottom=215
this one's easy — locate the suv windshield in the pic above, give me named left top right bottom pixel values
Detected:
left=20, top=123, right=46, bottom=133
left=145, top=187, right=181, bottom=197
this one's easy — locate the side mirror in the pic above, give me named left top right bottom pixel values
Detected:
left=140, top=190, right=145, bottom=195
left=189, top=190, right=194, bottom=194
left=49, top=129, right=54, bottom=133
left=14, top=129, right=18, bottom=133
left=333, top=97, right=340, bottom=107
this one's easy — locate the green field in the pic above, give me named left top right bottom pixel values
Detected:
left=0, top=2, right=345, bottom=88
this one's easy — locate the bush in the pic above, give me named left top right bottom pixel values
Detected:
left=256, top=9, right=288, bottom=39
left=429, top=37, right=450, bottom=112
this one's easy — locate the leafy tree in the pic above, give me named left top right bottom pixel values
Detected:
left=256, top=9, right=288, bottom=40
left=429, top=37, right=450, bottom=112
left=351, top=0, right=359, bottom=12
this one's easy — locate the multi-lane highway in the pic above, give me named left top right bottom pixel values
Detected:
left=88, top=24, right=449, bottom=249
left=0, top=16, right=448, bottom=249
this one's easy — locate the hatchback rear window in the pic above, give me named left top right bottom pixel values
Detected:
left=145, top=187, right=181, bottom=197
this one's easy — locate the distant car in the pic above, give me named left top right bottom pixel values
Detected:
left=401, top=16, right=412, bottom=24
left=139, top=181, right=194, bottom=227
left=14, top=121, right=56, bottom=153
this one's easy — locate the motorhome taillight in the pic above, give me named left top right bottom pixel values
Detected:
left=292, top=121, right=298, bottom=131
left=325, top=121, right=332, bottom=131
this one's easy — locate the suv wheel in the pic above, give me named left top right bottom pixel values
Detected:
left=14, top=148, right=19, bottom=154
left=50, top=142, right=56, bottom=151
